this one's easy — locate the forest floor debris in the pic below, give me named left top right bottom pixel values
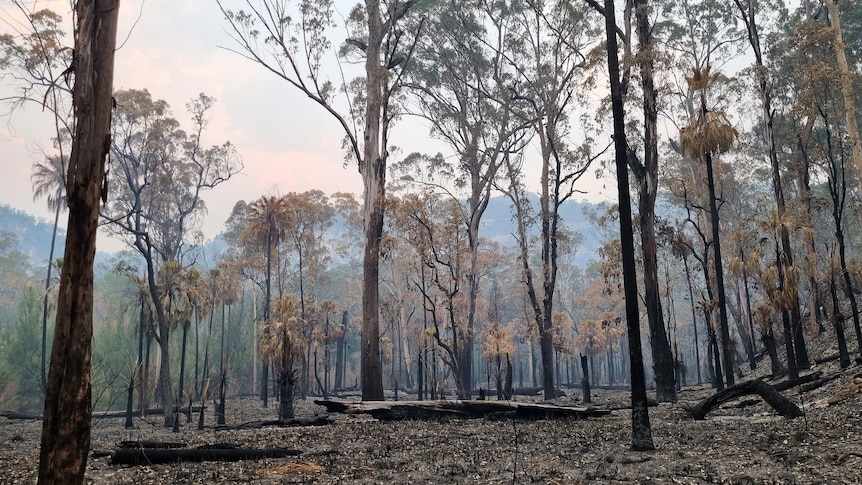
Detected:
left=1, top=369, right=861, bottom=484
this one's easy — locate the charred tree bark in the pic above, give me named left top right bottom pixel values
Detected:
left=631, top=0, right=676, bottom=403
left=580, top=354, right=591, bottom=404
left=828, top=260, right=851, bottom=368
left=335, top=311, right=347, bottom=391
left=109, top=446, right=301, bottom=465
left=602, top=0, right=654, bottom=451
left=38, top=2, right=120, bottom=483
left=762, top=330, right=784, bottom=375
left=704, top=146, right=735, bottom=388
left=314, top=399, right=610, bottom=420
left=503, top=354, right=514, bottom=400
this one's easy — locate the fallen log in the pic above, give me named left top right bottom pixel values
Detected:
left=690, top=380, right=804, bottom=420
left=213, top=415, right=332, bottom=431
left=313, top=399, right=611, bottom=420
left=0, top=411, right=42, bottom=420
left=94, top=406, right=204, bottom=419
left=815, top=353, right=841, bottom=365
left=801, top=373, right=843, bottom=393
left=118, top=440, right=186, bottom=449
left=772, top=372, right=823, bottom=392
left=109, top=445, right=301, bottom=465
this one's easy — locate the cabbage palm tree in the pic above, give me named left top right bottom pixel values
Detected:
left=680, top=65, right=739, bottom=389
left=261, top=294, right=307, bottom=420
left=31, top=155, right=66, bottom=391
left=213, top=261, right=239, bottom=424
left=241, top=195, right=291, bottom=407
left=158, top=261, right=198, bottom=430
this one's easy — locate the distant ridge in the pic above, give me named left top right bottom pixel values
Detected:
left=475, top=194, right=602, bottom=268
left=1, top=194, right=605, bottom=271
left=0, top=204, right=65, bottom=266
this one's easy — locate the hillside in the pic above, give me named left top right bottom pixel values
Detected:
left=1, top=196, right=605, bottom=270
left=477, top=194, right=602, bottom=267
left=0, top=204, right=65, bottom=266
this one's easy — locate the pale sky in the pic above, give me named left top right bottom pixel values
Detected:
left=0, top=0, right=381, bottom=253
left=0, top=0, right=612, bottom=254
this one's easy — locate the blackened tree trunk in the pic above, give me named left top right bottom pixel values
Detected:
left=503, top=354, right=513, bottom=400
left=38, top=1, right=120, bottom=482
left=262, top=224, right=273, bottom=408
left=682, top=253, right=703, bottom=384
left=217, top=304, right=228, bottom=425
left=144, top=323, right=152, bottom=413
left=335, top=311, right=347, bottom=391
left=762, top=330, right=783, bottom=375
left=580, top=354, right=591, bottom=404
left=741, top=256, right=757, bottom=371
left=828, top=260, right=850, bottom=368
left=603, top=0, right=654, bottom=451
left=41, top=205, right=61, bottom=392
left=127, top=298, right=145, bottom=429
left=795, top=134, right=824, bottom=336
left=173, top=324, right=190, bottom=432
left=279, top=375, right=295, bottom=420
left=704, top=148, right=735, bottom=388
left=631, top=0, right=676, bottom=403
left=690, top=379, right=803, bottom=420
left=827, top=146, right=859, bottom=365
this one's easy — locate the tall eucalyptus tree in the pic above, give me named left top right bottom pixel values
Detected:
left=825, top=0, right=862, bottom=186
left=219, top=0, right=420, bottom=401
left=586, top=0, right=679, bottom=401
left=38, top=1, right=120, bottom=482
left=500, top=0, right=598, bottom=401
left=399, top=0, right=531, bottom=398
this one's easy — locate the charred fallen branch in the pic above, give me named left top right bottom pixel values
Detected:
left=772, top=372, right=823, bottom=392
left=109, top=444, right=301, bottom=465
left=93, top=406, right=204, bottom=419
left=213, top=415, right=332, bottom=431
left=118, top=440, right=186, bottom=449
left=0, top=411, right=42, bottom=420
left=801, top=373, right=843, bottom=393
left=690, top=380, right=804, bottom=420
left=313, top=399, right=611, bottom=420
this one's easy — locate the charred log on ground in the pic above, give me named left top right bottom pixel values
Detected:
left=690, top=380, right=804, bottom=420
